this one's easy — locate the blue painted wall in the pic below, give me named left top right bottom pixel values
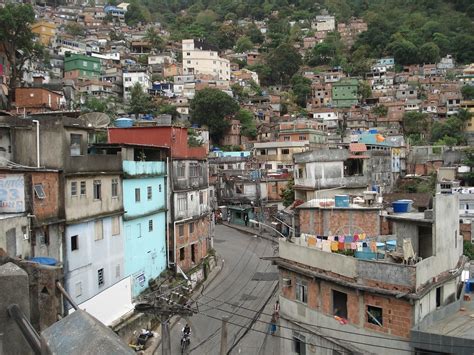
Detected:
left=122, top=161, right=167, bottom=297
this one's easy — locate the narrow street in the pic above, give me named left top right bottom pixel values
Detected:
left=157, top=224, right=280, bottom=355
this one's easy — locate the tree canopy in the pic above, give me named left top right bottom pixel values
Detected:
left=190, top=88, right=240, bottom=142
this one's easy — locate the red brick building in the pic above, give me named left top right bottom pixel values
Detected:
left=14, top=87, right=63, bottom=113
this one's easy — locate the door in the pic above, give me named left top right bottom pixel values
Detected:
left=6, top=228, right=16, bottom=256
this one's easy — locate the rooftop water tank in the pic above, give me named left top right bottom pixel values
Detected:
left=115, top=118, right=134, bottom=128
left=335, top=195, right=350, bottom=208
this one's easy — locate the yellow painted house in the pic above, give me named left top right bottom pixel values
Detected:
left=31, top=21, right=57, bottom=45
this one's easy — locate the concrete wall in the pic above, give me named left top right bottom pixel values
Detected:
left=0, top=215, right=28, bottom=258
left=123, top=175, right=165, bottom=219
left=123, top=212, right=166, bottom=297
left=172, top=160, right=209, bottom=191
left=64, top=216, right=124, bottom=307
left=173, top=187, right=210, bottom=221
left=416, top=194, right=462, bottom=289
left=175, top=215, right=209, bottom=272
left=65, top=175, right=123, bottom=222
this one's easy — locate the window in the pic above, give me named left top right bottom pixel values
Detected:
left=80, top=181, right=86, bottom=196
left=112, top=216, right=120, bottom=236
left=159, top=184, right=162, bottom=192
left=296, top=278, right=308, bottom=303
left=93, top=180, right=101, bottom=200
left=94, top=220, right=103, bottom=241
left=75, top=282, right=82, bottom=297
left=97, top=268, right=104, bottom=287
left=177, top=164, right=185, bottom=177
left=112, top=178, right=118, bottom=198
left=115, top=264, right=120, bottom=279
left=71, top=181, right=77, bottom=196
left=293, top=333, right=306, bottom=355
left=177, top=194, right=187, bottom=211
left=135, top=188, right=141, bottom=202
left=281, top=149, right=290, bottom=155
left=179, top=247, right=185, bottom=261
left=70, top=134, right=82, bottom=156
left=179, top=224, right=184, bottom=237
left=190, top=164, right=201, bottom=177
left=283, top=136, right=290, bottom=141
left=199, top=191, right=204, bottom=204
left=137, top=223, right=142, bottom=238
left=367, top=305, right=383, bottom=326
left=299, top=135, right=306, bottom=140
left=191, top=243, right=197, bottom=263
left=71, top=235, right=78, bottom=251
left=265, top=164, right=272, bottom=170
left=189, top=222, right=194, bottom=234
left=436, top=286, right=443, bottom=308
left=332, top=290, right=348, bottom=319
left=148, top=219, right=153, bottom=232
left=34, top=184, right=46, bottom=199
left=147, top=186, right=152, bottom=200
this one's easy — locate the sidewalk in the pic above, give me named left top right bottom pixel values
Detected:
left=143, top=255, right=225, bottom=355
left=220, top=222, right=280, bottom=244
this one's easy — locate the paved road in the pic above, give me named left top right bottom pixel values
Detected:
left=157, top=224, right=280, bottom=355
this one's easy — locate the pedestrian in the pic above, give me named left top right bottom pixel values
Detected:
left=244, top=214, right=249, bottom=227
left=227, top=213, right=231, bottom=224
left=274, top=300, right=280, bottom=319
left=270, top=312, right=277, bottom=335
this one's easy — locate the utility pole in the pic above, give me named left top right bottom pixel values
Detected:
left=134, top=286, right=197, bottom=355
left=219, top=316, right=229, bottom=355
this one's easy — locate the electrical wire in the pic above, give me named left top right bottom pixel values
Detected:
left=196, top=293, right=474, bottom=350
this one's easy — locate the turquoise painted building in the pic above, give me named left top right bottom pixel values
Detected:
left=122, top=160, right=167, bottom=297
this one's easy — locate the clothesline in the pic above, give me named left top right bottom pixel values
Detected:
left=300, top=233, right=396, bottom=253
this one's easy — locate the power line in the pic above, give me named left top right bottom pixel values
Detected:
left=196, top=293, right=474, bottom=351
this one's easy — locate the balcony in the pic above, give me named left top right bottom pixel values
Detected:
left=123, top=161, right=166, bottom=177
left=294, top=175, right=368, bottom=190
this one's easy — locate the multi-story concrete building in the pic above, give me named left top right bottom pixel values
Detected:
left=182, top=39, right=230, bottom=81
left=332, top=78, right=359, bottom=108
left=7, top=116, right=126, bottom=318
left=269, top=193, right=466, bottom=354
left=277, top=120, right=327, bottom=147
left=31, top=21, right=57, bottom=46
left=253, top=141, right=310, bottom=173
left=123, top=66, right=151, bottom=101
left=64, top=53, right=101, bottom=82
left=108, top=126, right=213, bottom=278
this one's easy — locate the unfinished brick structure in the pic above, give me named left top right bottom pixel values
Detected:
left=270, top=194, right=466, bottom=354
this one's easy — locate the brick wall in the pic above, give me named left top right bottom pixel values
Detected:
left=15, top=88, right=61, bottom=112
left=461, top=222, right=472, bottom=241
left=299, top=208, right=380, bottom=236
left=281, top=268, right=413, bottom=339
left=176, top=215, right=210, bottom=271
left=32, top=172, right=60, bottom=221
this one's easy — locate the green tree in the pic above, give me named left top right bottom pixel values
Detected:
left=418, top=42, right=440, bottom=64
left=195, top=9, right=218, bottom=27
left=291, top=75, right=312, bottom=108
left=235, top=109, right=257, bottom=138
left=461, top=85, right=474, bottom=100
left=430, top=116, right=466, bottom=145
left=234, top=35, right=253, bottom=53
left=145, top=27, right=165, bottom=52
left=0, top=4, right=43, bottom=109
left=155, top=104, right=179, bottom=120
left=387, top=37, right=418, bottom=65
left=267, top=42, right=302, bottom=85
left=247, top=63, right=273, bottom=87
left=280, top=179, right=295, bottom=207
left=245, top=23, right=264, bottom=44
left=463, top=148, right=474, bottom=186
left=358, top=81, right=372, bottom=103
left=125, top=1, right=147, bottom=25
left=65, top=23, right=86, bottom=37
left=129, top=82, right=153, bottom=118
left=403, top=111, right=430, bottom=142
left=190, top=88, right=240, bottom=142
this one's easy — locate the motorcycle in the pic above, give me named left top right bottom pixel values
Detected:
left=180, top=333, right=190, bottom=353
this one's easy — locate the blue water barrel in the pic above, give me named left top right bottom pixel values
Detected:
left=386, top=240, right=397, bottom=251
left=30, top=257, right=57, bottom=266
left=115, top=118, right=134, bottom=128
left=392, top=200, right=410, bottom=213
left=369, top=129, right=378, bottom=134
left=335, top=195, right=350, bottom=207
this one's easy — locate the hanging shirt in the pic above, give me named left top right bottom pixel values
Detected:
left=322, top=240, right=332, bottom=252
left=331, top=241, right=339, bottom=252
left=356, top=242, right=363, bottom=251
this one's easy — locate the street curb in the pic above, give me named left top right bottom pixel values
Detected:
left=148, top=255, right=224, bottom=354
left=221, top=222, right=279, bottom=244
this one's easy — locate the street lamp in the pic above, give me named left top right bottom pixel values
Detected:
left=249, top=219, right=287, bottom=239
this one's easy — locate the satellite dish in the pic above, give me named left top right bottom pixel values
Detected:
left=79, top=112, right=111, bottom=128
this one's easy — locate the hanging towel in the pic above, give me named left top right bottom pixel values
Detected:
left=356, top=242, right=363, bottom=251
left=308, top=236, right=316, bottom=247
left=353, top=234, right=359, bottom=242
left=339, top=236, right=345, bottom=243
left=350, top=242, right=357, bottom=250
left=345, top=236, right=353, bottom=243
left=322, top=240, right=332, bottom=252
left=370, top=241, right=377, bottom=252
left=338, top=242, right=344, bottom=250
left=316, top=239, right=323, bottom=250
left=328, top=235, right=334, bottom=241
left=344, top=242, right=351, bottom=250
left=334, top=236, right=339, bottom=242
left=331, top=241, right=339, bottom=251
left=360, top=233, right=366, bottom=240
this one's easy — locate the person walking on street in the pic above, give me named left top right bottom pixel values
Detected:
left=274, top=300, right=280, bottom=319
left=244, top=214, right=249, bottom=226
left=270, top=312, right=277, bottom=335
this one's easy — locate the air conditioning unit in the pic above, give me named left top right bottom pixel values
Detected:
left=282, top=278, right=291, bottom=287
